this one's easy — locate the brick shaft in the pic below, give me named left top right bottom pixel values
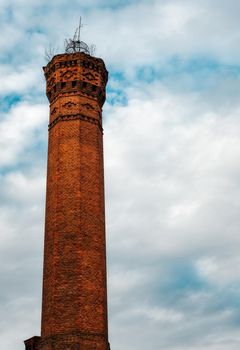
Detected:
left=37, top=52, right=109, bottom=350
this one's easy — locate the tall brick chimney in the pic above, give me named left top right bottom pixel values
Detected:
left=24, top=33, right=110, bottom=350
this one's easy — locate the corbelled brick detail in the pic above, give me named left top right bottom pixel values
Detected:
left=27, top=52, right=110, bottom=350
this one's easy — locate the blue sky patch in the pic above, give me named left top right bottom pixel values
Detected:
left=0, top=95, right=22, bottom=113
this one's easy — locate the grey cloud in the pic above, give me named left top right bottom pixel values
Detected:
left=105, top=80, right=240, bottom=349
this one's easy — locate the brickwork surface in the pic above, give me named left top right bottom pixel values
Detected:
left=38, top=52, right=109, bottom=350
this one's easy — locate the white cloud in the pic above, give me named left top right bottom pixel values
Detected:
left=0, top=65, right=41, bottom=95
left=0, top=168, right=45, bottom=346
left=196, top=256, right=240, bottom=286
left=0, top=102, right=48, bottom=166
left=3, top=0, right=240, bottom=76
left=105, top=80, right=240, bottom=349
left=105, top=82, right=240, bottom=259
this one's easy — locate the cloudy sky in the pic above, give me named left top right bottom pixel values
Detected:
left=1, top=0, right=240, bottom=349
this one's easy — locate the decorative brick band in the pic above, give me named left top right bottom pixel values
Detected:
left=44, top=55, right=108, bottom=84
left=46, top=79, right=105, bottom=107
left=48, top=113, right=103, bottom=133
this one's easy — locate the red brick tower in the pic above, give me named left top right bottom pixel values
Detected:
left=24, top=29, right=109, bottom=350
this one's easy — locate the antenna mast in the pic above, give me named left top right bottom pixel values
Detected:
left=65, top=17, right=93, bottom=55
left=78, top=17, right=83, bottom=42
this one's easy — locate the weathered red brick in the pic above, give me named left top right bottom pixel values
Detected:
left=24, top=52, right=110, bottom=350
